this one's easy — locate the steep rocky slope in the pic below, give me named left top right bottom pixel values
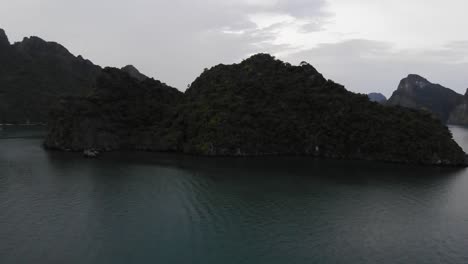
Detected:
left=387, top=74, right=463, bottom=122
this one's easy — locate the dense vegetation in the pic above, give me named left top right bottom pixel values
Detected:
left=46, top=54, right=467, bottom=166
left=0, top=29, right=101, bottom=123
left=45, top=68, right=183, bottom=151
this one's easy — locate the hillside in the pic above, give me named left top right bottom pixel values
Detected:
left=45, top=54, right=467, bottom=166
left=45, top=67, right=183, bottom=151
left=0, top=29, right=101, bottom=123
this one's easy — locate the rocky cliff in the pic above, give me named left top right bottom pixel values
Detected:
left=0, top=29, right=101, bottom=124
left=387, top=74, right=463, bottom=123
left=45, top=54, right=467, bottom=166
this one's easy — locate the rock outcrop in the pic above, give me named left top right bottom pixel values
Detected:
left=83, top=149, right=100, bottom=158
left=368, top=93, right=387, bottom=103
left=45, top=54, right=467, bottom=166
left=387, top=74, right=463, bottom=123
left=0, top=29, right=101, bottom=124
left=121, top=65, right=148, bottom=81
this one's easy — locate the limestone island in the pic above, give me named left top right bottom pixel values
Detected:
left=44, top=54, right=467, bottom=166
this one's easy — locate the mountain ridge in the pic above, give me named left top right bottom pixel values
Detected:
left=0, top=29, right=152, bottom=124
left=0, top=29, right=102, bottom=123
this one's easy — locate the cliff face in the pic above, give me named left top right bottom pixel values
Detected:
left=0, top=29, right=101, bottom=124
left=448, top=89, right=468, bottom=125
left=44, top=68, right=183, bottom=151
left=45, top=54, right=467, bottom=166
left=387, top=74, right=463, bottom=123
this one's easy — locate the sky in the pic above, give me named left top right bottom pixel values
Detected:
left=1, top=0, right=468, bottom=97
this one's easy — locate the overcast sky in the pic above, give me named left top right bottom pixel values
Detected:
left=1, top=0, right=468, bottom=96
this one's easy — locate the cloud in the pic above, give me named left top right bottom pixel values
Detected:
left=324, top=0, right=468, bottom=49
left=0, top=0, right=467, bottom=94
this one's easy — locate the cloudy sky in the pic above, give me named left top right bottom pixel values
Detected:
left=1, top=0, right=468, bottom=96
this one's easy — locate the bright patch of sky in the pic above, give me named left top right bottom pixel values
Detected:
left=243, top=0, right=468, bottom=56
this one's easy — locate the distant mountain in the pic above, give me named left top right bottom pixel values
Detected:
left=0, top=29, right=101, bottom=124
left=387, top=74, right=463, bottom=123
left=448, top=89, right=468, bottom=125
left=45, top=54, right=467, bottom=166
left=368, top=93, right=387, bottom=103
left=121, top=65, right=148, bottom=81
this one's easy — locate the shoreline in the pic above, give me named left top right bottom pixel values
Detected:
left=0, top=123, right=46, bottom=126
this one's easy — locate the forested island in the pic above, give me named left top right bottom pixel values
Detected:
left=44, top=54, right=467, bottom=166
left=0, top=28, right=465, bottom=166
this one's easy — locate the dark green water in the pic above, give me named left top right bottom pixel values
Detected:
left=2, top=126, right=468, bottom=263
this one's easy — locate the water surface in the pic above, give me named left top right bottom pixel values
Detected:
left=1, top=125, right=468, bottom=263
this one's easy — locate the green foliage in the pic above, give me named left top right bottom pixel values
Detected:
left=172, top=54, right=466, bottom=165
left=46, top=53, right=467, bottom=166
left=45, top=68, right=183, bottom=151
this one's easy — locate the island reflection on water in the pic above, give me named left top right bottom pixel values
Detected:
left=0, top=125, right=468, bottom=263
